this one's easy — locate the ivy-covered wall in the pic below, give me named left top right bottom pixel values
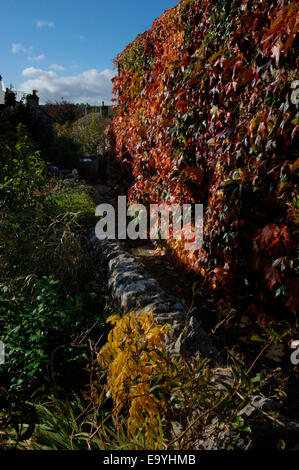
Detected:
left=111, top=0, right=298, bottom=318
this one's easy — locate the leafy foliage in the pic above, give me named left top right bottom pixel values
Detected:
left=0, top=130, right=103, bottom=410
left=0, top=117, right=96, bottom=276
left=0, top=101, right=82, bottom=168
left=93, top=311, right=288, bottom=449
left=111, top=0, right=299, bottom=318
left=97, top=311, right=170, bottom=444
left=56, top=111, right=111, bottom=156
left=0, top=123, right=46, bottom=209
left=44, top=100, right=80, bottom=125
left=1, top=310, right=294, bottom=450
left=0, top=276, right=97, bottom=402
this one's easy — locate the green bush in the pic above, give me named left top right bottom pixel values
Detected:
left=0, top=102, right=82, bottom=169
left=0, top=276, right=102, bottom=403
left=47, top=136, right=82, bottom=169
left=0, top=125, right=104, bottom=411
left=0, top=125, right=96, bottom=284
left=0, top=103, right=55, bottom=162
left=56, top=112, right=111, bottom=156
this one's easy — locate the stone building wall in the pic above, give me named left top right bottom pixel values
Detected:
left=0, top=76, right=4, bottom=106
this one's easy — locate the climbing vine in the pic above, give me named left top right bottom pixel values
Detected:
left=111, top=0, right=298, bottom=318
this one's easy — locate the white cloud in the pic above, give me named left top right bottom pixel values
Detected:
left=49, top=64, right=65, bottom=71
left=20, top=67, right=115, bottom=104
left=27, top=54, right=45, bottom=62
left=36, top=20, right=55, bottom=29
left=11, top=42, right=30, bottom=54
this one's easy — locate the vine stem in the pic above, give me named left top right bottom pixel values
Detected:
left=246, top=340, right=272, bottom=375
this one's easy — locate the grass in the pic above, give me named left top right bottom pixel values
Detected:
left=0, top=176, right=113, bottom=438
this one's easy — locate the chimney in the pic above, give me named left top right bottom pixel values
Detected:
left=100, top=100, right=108, bottom=119
left=26, top=89, right=39, bottom=108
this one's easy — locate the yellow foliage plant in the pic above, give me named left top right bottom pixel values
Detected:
left=97, top=311, right=171, bottom=445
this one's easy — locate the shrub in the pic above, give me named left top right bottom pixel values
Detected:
left=0, top=101, right=83, bottom=169
left=47, top=135, right=82, bottom=169
left=0, top=131, right=101, bottom=404
left=0, top=126, right=96, bottom=285
left=0, top=103, right=55, bottom=162
left=56, top=111, right=111, bottom=156
left=0, top=276, right=99, bottom=403
left=97, top=311, right=170, bottom=444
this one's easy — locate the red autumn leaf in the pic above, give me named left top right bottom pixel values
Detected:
left=181, top=166, right=204, bottom=184
left=264, top=265, right=281, bottom=290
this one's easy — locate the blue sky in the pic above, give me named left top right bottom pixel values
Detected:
left=0, top=0, right=178, bottom=104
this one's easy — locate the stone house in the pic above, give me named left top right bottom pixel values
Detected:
left=0, top=76, right=5, bottom=106
left=25, top=89, right=56, bottom=130
left=0, top=75, right=55, bottom=129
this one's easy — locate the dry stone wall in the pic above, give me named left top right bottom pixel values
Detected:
left=89, top=230, right=220, bottom=361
